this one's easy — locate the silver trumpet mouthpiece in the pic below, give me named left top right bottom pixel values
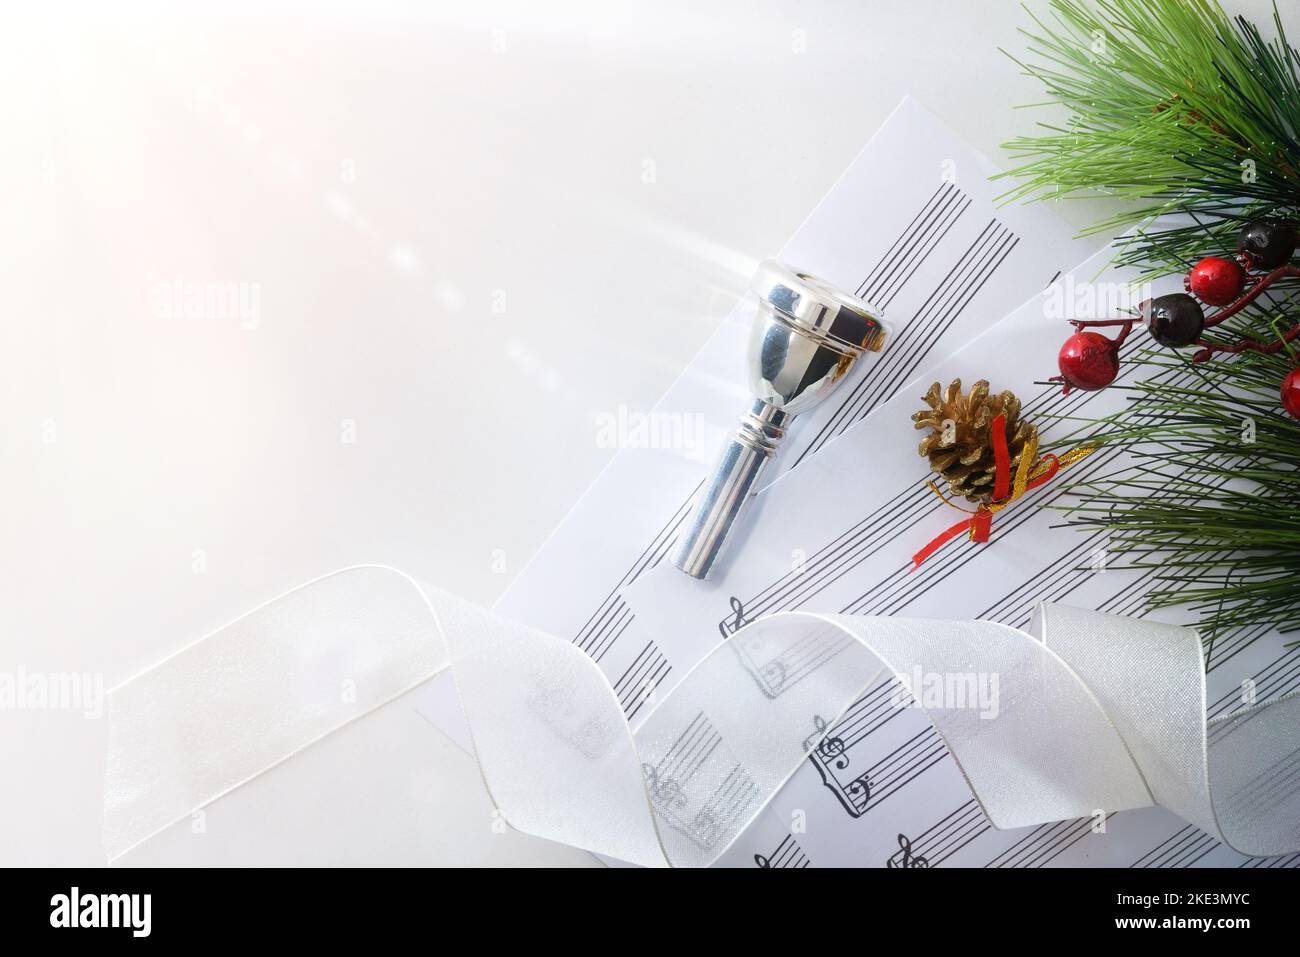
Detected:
left=669, top=260, right=888, bottom=580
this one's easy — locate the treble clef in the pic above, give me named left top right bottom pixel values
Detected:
left=802, top=714, right=828, bottom=753
left=818, top=733, right=849, bottom=770
left=887, top=833, right=929, bottom=869
left=641, top=763, right=685, bottom=808
left=718, top=596, right=751, bottom=639
left=803, top=715, right=850, bottom=770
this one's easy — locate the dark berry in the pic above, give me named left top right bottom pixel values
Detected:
left=1058, top=331, right=1120, bottom=391
left=1238, top=219, right=1296, bottom=270
left=1187, top=256, right=1245, bottom=306
left=1283, top=367, right=1300, bottom=419
left=1142, top=294, right=1205, bottom=348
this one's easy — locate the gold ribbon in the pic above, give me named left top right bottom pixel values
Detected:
left=912, top=415, right=1096, bottom=568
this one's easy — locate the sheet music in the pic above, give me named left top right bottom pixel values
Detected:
left=624, top=243, right=1300, bottom=868
left=409, top=97, right=1099, bottom=863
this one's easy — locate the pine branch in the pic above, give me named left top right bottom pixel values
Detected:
left=1004, top=0, right=1300, bottom=644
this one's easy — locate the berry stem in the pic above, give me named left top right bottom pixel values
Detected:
left=1068, top=317, right=1137, bottom=345
left=1069, top=318, right=1131, bottom=329
left=1192, top=322, right=1300, bottom=362
left=1047, top=374, right=1072, bottom=396
left=1202, top=263, right=1300, bottom=328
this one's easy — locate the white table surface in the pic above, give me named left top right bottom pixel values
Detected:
left=2, top=0, right=1289, bottom=866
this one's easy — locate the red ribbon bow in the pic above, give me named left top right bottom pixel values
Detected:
left=910, top=413, right=1086, bottom=570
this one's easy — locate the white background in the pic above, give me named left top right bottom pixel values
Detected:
left=2, top=0, right=1290, bottom=866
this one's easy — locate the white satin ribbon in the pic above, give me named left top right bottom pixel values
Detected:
left=104, top=564, right=1300, bottom=865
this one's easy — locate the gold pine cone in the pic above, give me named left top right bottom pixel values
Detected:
left=911, top=378, right=1038, bottom=504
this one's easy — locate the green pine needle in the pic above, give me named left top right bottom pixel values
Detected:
left=998, top=0, right=1300, bottom=277
left=1044, top=329, right=1300, bottom=643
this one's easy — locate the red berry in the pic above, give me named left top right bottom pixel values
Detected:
left=1058, top=331, right=1120, bottom=391
left=1282, top=367, right=1300, bottom=418
left=1187, top=256, right=1245, bottom=306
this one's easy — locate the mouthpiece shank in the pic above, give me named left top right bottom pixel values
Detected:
left=668, top=400, right=789, bottom=579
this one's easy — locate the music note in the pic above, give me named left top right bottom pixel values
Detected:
left=753, top=853, right=771, bottom=868
left=691, top=808, right=721, bottom=846
left=802, top=714, right=850, bottom=769
left=641, top=763, right=686, bottom=809
left=801, top=714, right=828, bottom=752
left=846, top=774, right=872, bottom=812
left=818, top=734, right=849, bottom=770
left=761, top=659, right=787, bottom=694
left=718, top=596, right=751, bottom=639
left=886, top=833, right=930, bottom=869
